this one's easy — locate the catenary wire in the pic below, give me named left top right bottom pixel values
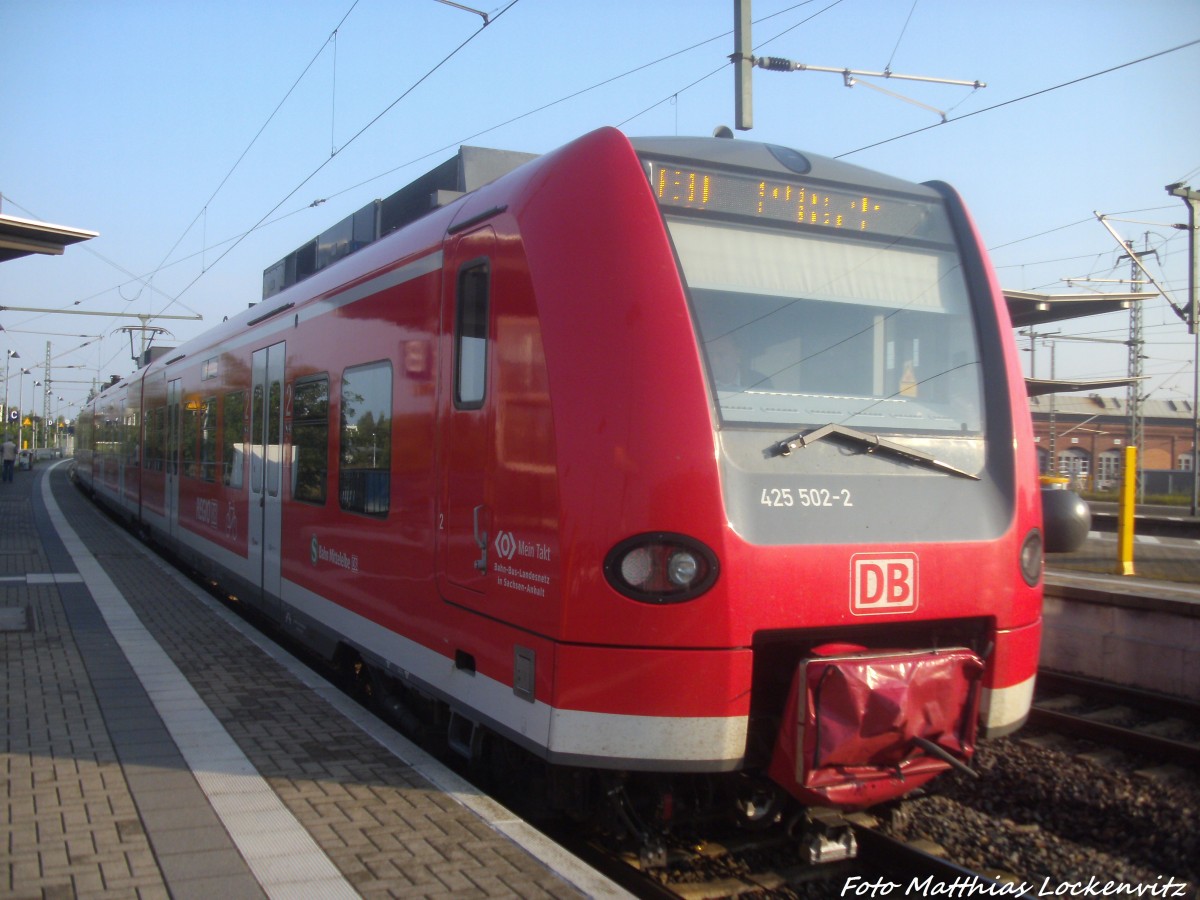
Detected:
left=153, top=1, right=521, bottom=318
left=835, top=38, right=1200, bottom=158
left=142, top=1, right=363, bottom=307
left=883, top=0, right=920, bottom=73
left=19, top=12, right=1196, bottom=340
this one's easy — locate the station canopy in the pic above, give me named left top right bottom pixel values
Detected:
left=1024, top=376, right=1142, bottom=398
left=1003, top=289, right=1148, bottom=328
left=0, top=212, right=97, bottom=263
left=1003, top=290, right=1151, bottom=398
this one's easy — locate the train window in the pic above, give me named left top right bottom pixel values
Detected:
left=144, top=407, right=164, bottom=473
left=455, top=261, right=489, bottom=409
left=291, top=376, right=328, bottom=504
left=124, top=409, right=140, bottom=468
left=267, top=380, right=282, bottom=497
left=166, top=399, right=178, bottom=477
left=339, top=361, right=391, bottom=516
left=670, top=216, right=985, bottom=441
left=222, top=391, right=245, bottom=488
left=251, top=384, right=264, bottom=494
left=182, top=400, right=201, bottom=479
left=200, top=397, right=217, bottom=482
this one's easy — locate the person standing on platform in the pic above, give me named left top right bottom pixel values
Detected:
left=2, top=435, right=16, bottom=482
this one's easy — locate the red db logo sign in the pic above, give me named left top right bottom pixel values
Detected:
left=850, top=553, right=918, bottom=615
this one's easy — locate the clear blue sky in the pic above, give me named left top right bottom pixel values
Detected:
left=2, top=0, right=1199, bottom=423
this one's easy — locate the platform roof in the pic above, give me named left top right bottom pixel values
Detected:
left=1024, top=376, right=1140, bottom=398
left=1003, top=289, right=1150, bottom=328
left=0, top=213, right=98, bottom=263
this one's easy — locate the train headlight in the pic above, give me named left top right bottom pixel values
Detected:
left=604, top=533, right=718, bottom=603
left=1019, top=529, right=1043, bottom=587
left=667, top=551, right=699, bottom=587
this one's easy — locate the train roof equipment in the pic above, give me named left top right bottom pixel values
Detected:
left=262, top=145, right=537, bottom=299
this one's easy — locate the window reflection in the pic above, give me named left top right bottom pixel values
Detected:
left=339, top=361, right=391, bottom=516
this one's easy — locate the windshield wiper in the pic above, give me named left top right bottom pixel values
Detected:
left=774, top=423, right=980, bottom=480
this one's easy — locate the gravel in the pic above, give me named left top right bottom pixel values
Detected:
left=882, top=734, right=1199, bottom=895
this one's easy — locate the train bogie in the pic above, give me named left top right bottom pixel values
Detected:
left=76, top=126, right=1042, bottom=840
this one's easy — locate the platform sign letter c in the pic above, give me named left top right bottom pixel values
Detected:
left=850, top=553, right=918, bottom=615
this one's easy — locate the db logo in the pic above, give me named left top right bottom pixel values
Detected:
left=850, top=553, right=918, bottom=615
left=494, top=530, right=517, bottom=561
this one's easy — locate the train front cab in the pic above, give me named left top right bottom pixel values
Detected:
left=634, top=137, right=1044, bottom=807
left=491, top=129, right=1044, bottom=810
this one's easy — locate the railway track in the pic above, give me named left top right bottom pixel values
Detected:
left=576, top=671, right=1200, bottom=898
left=560, top=813, right=1037, bottom=899
left=1029, top=670, right=1200, bottom=768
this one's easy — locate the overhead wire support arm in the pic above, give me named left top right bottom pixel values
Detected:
left=0, top=305, right=201, bottom=321
left=843, top=76, right=950, bottom=121
left=1093, top=212, right=1190, bottom=324
left=434, top=0, right=489, bottom=24
left=0, top=304, right=202, bottom=366
left=753, top=56, right=985, bottom=121
left=754, top=57, right=986, bottom=88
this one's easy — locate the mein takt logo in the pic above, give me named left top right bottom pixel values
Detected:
left=494, top=530, right=517, bottom=561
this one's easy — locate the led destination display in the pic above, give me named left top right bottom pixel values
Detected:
left=649, top=161, right=949, bottom=242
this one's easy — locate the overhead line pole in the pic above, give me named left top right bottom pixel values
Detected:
left=733, top=0, right=753, bottom=130
left=1117, top=237, right=1155, bottom=502
left=1165, top=182, right=1199, bottom=516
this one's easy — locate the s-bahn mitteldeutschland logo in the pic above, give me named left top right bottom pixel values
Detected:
left=311, top=534, right=319, bottom=566
left=849, top=553, right=918, bottom=615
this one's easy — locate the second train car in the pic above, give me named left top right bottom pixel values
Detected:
left=75, top=126, right=1042, bottom=855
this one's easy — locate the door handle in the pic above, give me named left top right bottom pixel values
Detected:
left=472, top=505, right=488, bottom=573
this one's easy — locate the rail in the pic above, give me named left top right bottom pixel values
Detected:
left=1031, top=670, right=1200, bottom=769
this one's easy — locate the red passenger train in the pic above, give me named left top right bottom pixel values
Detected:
left=75, top=127, right=1042, bottom=853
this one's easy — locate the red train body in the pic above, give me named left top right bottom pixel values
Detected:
left=76, top=127, right=1042, bottom=839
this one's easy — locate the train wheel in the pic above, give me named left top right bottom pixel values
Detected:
left=729, top=773, right=786, bottom=830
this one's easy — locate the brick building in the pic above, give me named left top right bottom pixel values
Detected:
left=1029, top=393, right=1198, bottom=494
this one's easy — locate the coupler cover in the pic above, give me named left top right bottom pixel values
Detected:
left=768, top=648, right=984, bottom=808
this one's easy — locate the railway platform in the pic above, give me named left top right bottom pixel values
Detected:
left=2, top=462, right=626, bottom=899
left=1043, top=511, right=1200, bottom=701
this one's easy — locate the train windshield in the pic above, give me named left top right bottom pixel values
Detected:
left=665, top=205, right=984, bottom=440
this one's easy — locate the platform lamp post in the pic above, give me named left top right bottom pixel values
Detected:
left=3, top=350, right=18, bottom=440
left=32, top=381, right=42, bottom=449
left=55, top=396, right=64, bottom=452
left=17, top=367, right=29, bottom=449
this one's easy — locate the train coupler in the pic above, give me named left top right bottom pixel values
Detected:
left=792, top=807, right=858, bottom=864
left=638, top=837, right=668, bottom=869
left=767, top=647, right=984, bottom=808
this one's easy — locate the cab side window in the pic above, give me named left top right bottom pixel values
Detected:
left=454, top=261, right=489, bottom=409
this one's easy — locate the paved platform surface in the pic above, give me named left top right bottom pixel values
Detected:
left=1048, top=501, right=1200, bottom=591
left=1046, top=521, right=1200, bottom=607
left=2, top=462, right=627, bottom=899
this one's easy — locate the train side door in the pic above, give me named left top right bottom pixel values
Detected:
left=249, top=342, right=286, bottom=615
left=165, top=379, right=181, bottom=538
left=438, top=229, right=495, bottom=602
